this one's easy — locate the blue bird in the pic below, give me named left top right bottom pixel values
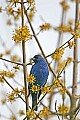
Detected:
left=28, top=55, right=49, bottom=110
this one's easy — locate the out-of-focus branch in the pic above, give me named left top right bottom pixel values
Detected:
left=70, top=0, right=79, bottom=119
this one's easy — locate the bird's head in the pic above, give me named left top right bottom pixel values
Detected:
left=32, top=55, right=44, bottom=63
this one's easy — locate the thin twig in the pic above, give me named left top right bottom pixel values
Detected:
left=4, top=77, right=25, bottom=103
left=21, top=0, right=28, bottom=113
left=55, top=100, right=61, bottom=120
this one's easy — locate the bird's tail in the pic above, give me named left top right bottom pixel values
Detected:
left=32, top=93, right=37, bottom=111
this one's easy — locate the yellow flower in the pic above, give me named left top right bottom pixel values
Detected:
left=67, top=57, right=73, bottom=63
left=12, top=26, right=31, bottom=42
left=7, top=19, right=12, bottom=25
left=41, top=86, right=53, bottom=94
left=10, top=115, right=17, bottom=120
left=28, top=12, right=34, bottom=21
left=0, top=53, right=3, bottom=57
left=52, top=48, right=64, bottom=61
left=12, top=88, right=20, bottom=96
left=0, top=70, right=15, bottom=78
left=27, top=74, right=36, bottom=83
left=59, top=87, right=66, bottom=94
left=18, top=110, right=25, bottom=116
left=54, top=79, right=61, bottom=87
left=20, top=87, right=25, bottom=95
left=58, top=105, right=70, bottom=114
left=31, top=85, right=40, bottom=93
left=1, top=98, right=6, bottom=105
left=6, top=6, right=14, bottom=15
left=39, top=107, right=49, bottom=118
left=40, top=23, right=51, bottom=31
left=13, top=65, right=20, bottom=70
left=10, top=55, right=21, bottom=62
left=0, top=75, right=4, bottom=83
left=27, top=110, right=36, bottom=118
left=68, top=41, right=76, bottom=49
left=71, top=30, right=80, bottom=39
left=60, top=1, right=69, bottom=11
left=5, top=49, right=11, bottom=55
left=8, top=93, right=15, bottom=102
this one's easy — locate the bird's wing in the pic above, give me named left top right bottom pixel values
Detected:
left=30, top=63, right=48, bottom=87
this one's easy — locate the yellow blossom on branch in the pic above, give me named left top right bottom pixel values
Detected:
left=54, top=79, right=61, bottom=87
left=59, top=87, right=66, bottom=94
left=0, top=75, right=4, bottom=83
left=68, top=41, right=76, bottom=48
left=0, top=70, right=15, bottom=78
left=10, top=115, right=17, bottom=120
left=12, top=26, right=31, bottom=42
left=7, top=93, right=15, bottom=102
left=1, top=98, right=6, bottom=105
left=18, top=110, right=25, bottom=116
left=41, top=86, right=53, bottom=94
left=10, top=55, right=21, bottom=62
left=20, top=87, right=25, bottom=95
left=40, top=23, right=51, bottom=31
left=12, top=88, right=20, bottom=96
left=60, top=1, right=69, bottom=11
left=31, top=85, right=40, bottom=93
left=6, top=6, right=14, bottom=15
left=71, top=30, right=80, bottom=39
left=27, top=109, right=36, bottom=119
left=67, top=57, right=73, bottom=64
left=58, top=105, right=70, bottom=114
left=27, top=74, right=36, bottom=83
left=54, top=24, right=73, bottom=33
left=39, top=107, right=49, bottom=118
left=52, top=48, right=64, bottom=61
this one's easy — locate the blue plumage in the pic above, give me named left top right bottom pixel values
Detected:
left=28, top=55, right=49, bottom=110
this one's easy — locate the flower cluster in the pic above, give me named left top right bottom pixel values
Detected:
left=59, top=87, right=66, bottom=94
left=7, top=87, right=25, bottom=102
left=12, top=26, right=31, bottom=42
left=31, top=85, right=40, bottom=93
left=58, top=104, right=70, bottom=114
left=10, top=55, right=21, bottom=62
left=27, top=109, right=36, bottom=119
left=54, top=79, right=61, bottom=87
left=0, top=70, right=15, bottom=78
left=68, top=41, right=76, bottom=49
left=0, top=75, right=4, bottom=83
left=40, top=23, right=51, bottom=31
left=52, top=48, right=64, bottom=61
left=39, top=107, right=49, bottom=118
left=60, top=0, right=69, bottom=11
left=71, top=30, right=80, bottom=39
left=10, top=115, right=17, bottom=120
left=41, top=86, right=53, bottom=94
left=1, top=98, right=6, bottom=105
left=54, top=24, right=73, bottom=33
left=27, top=74, right=36, bottom=83
left=18, top=110, right=25, bottom=116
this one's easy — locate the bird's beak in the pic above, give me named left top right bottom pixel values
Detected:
left=31, top=57, right=35, bottom=61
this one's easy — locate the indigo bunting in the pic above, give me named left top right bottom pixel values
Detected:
left=28, top=55, right=49, bottom=110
